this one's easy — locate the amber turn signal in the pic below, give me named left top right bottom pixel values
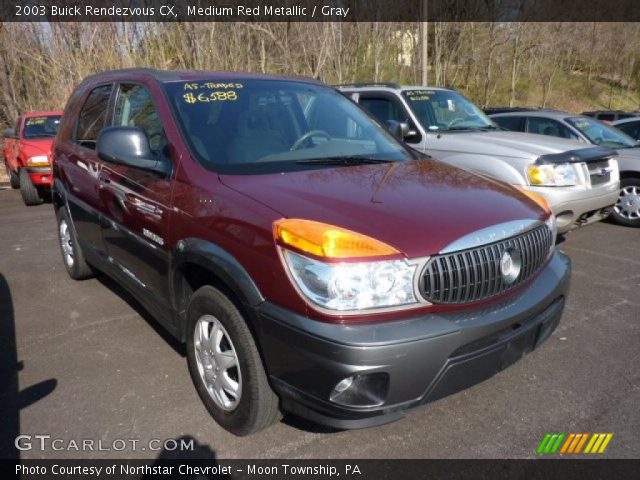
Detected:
left=273, top=219, right=399, bottom=259
left=512, top=186, right=552, bottom=213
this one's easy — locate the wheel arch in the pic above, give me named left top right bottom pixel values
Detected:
left=620, top=170, right=640, bottom=181
left=171, top=239, right=265, bottom=342
left=51, top=178, right=66, bottom=212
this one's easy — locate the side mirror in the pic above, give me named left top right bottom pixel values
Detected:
left=2, top=128, right=16, bottom=138
left=386, top=120, right=410, bottom=142
left=97, top=126, right=171, bottom=176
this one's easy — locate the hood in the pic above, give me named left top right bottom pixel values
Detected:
left=19, top=138, right=55, bottom=157
left=614, top=146, right=640, bottom=171
left=220, top=159, right=547, bottom=258
left=428, top=130, right=590, bottom=160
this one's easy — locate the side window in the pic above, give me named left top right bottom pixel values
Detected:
left=114, top=84, right=167, bottom=155
left=493, top=116, right=525, bottom=132
left=359, top=96, right=407, bottom=125
left=75, top=85, right=112, bottom=150
left=597, top=113, right=614, bottom=122
left=358, top=95, right=421, bottom=143
left=527, top=117, right=577, bottom=139
left=14, top=118, right=21, bottom=136
left=617, top=121, right=640, bottom=140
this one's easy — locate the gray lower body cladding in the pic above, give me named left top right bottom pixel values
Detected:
left=253, top=251, right=571, bottom=429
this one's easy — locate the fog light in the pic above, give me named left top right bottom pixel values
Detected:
left=329, top=372, right=389, bottom=408
left=333, top=376, right=354, bottom=393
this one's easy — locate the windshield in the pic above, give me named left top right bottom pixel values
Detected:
left=23, top=115, right=61, bottom=138
left=566, top=116, right=638, bottom=149
left=401, top=89, right=495, bottom=132
left=164, top=80, right=412, bottom=173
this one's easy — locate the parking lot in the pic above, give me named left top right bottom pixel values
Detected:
left=0, top=187, right=638, bottom=460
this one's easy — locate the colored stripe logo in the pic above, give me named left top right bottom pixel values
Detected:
left=537, top=433, right=613, bottom=454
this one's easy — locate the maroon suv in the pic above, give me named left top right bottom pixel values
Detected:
left=52, top=69, right=570, bottom=435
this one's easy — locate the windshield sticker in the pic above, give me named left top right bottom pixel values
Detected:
left=572, top=119, right=590, bottom=129
left=183, top=91, right=238, bottom=104
left=447, top=99, right=455, bottom=111
left=183, top=82, right=243, bottom=90
left=25, top=117, right=47, bottom=126
left=182, top=82, right=243, bottom=104
left=405, top=90, right=434, bottom=101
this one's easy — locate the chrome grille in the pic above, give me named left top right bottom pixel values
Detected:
left=420, top=224, right=553, bottom=304
left=588, top=160, right=612, bottom=186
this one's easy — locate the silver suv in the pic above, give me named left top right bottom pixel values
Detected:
left=338, top=84, right=620, bottom=234
left=490, top=110, right=640, bottom=227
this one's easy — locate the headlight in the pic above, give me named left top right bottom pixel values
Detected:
left=274, top=218, right=419, bottom=312
left=527, top=163, right=577, bottom=186
left=27, top=155, right=49, bottom=167
left=282, top=250, right=417, bottom=311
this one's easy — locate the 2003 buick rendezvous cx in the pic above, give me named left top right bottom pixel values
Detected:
left=52, top=69, right=570, bottom=435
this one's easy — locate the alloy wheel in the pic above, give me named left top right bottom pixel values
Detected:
left=59, top=219, right=74, bottom=268
left=614, top=185, right=640, bottom=220
left=193, top=315, right=242, bottom=411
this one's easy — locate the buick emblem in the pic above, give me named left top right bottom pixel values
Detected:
left=500, top=248, right=522, bottom=285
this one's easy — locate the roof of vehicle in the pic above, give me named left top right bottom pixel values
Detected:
left=582, top=110, right=639, bottom=115
left=335, top=83, right=452, bottom=92
left=483, top=107, right=540, bottom=115
left=23, top=111, right=63, bottom=118
left=79, top=68, right=322, bottom=86
left=490, top=110, right=579, bottom=121
left=612, top=117, right=640, bottom=126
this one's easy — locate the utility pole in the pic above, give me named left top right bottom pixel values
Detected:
left=420, top=0, right=428, bottom=86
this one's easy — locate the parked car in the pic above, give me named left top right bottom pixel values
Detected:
left=2, top=112, right=62, bottom=205
left=52, top=69, right=570, bottom=435
left=612, top=117, right=640, bottom=141
left=338, top=84, right=619, bottom=234
left=581, top=110, right=640, bottom=124
left=491, top=110, right=640, bottom=227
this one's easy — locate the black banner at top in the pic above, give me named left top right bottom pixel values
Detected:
left=1, top=0, right=640, bottom=22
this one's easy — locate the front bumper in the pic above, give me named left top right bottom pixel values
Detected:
left=26, top=166, right=52, bottom=186
left=254, top=251, right=571, bottom=429
left=526, top=184, right=618, bottom=234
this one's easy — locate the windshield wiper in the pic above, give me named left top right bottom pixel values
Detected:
left=296, top=156, right=394, bottom=165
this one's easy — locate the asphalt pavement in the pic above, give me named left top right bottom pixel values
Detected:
left=0, top=187, right=638, bottom=460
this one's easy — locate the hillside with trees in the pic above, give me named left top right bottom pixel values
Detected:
left=0, top=21, right=638, bottom=128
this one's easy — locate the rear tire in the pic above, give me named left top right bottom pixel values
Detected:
left=186, top=286, right=281, bottom=436
left=19, top=168, right=43, bottom=205
left=610, top=178, right=640, bottom=228
left=56, top=207, right=95, bottom=280
left=5, top=161, right=19, bottom=189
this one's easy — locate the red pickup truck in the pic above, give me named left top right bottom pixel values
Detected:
left=3, top=111, right=62, bottom=205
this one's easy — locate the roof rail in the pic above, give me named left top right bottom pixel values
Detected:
left=80, top=68, right=179, bottom=83
left=334, top=82, right=401, bottom=89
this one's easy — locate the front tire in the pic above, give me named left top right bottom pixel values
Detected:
left=186, top=286, right=281, bottom=436
left=56, top=207, right=95, bottom=280
left=5, top=161, right=19, bottom=189
left=19, top=168, right=42, bottom=205
left=611, top=178, right=640, bottom=227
